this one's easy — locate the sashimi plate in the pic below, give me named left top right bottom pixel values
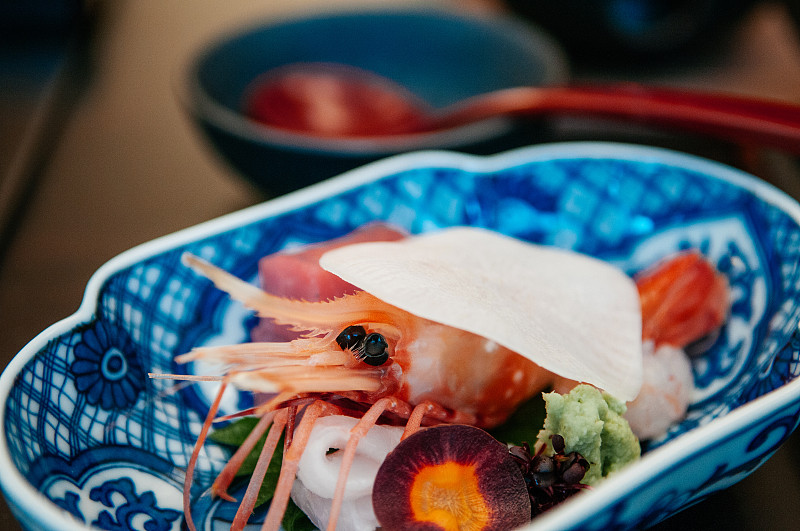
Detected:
left=2, top=142, right=800, bottom=531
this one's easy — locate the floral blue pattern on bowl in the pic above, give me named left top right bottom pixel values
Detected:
left=1, top=142, right=800, bottom=531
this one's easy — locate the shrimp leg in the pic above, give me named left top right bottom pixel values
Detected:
left=232, top=409, right=289, bottom=531
left=261, top=400, right=339, bottom=531
left=325, top=398, right=393, bottom=530
left=184, top=381, right=228, bottom=531
left=212, top=411, right=277, bottom=501
left=403, top=401, right=437, bottom=440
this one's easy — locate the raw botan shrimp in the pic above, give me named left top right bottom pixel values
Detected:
left=163, top=230, right=728, bottom=531
left=175, top=256, right=552, bottom=531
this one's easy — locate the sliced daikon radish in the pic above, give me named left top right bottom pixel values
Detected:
left=320, top=227, right=643, bottom=400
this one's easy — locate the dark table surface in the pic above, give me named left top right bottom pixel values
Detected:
left=2, top=1, right=800, bottom=529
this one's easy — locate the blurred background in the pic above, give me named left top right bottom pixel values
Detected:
left=1, top=0, right=800, bottom=529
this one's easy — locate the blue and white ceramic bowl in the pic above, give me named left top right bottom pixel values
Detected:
left=2, top=142, right=800, bottom=530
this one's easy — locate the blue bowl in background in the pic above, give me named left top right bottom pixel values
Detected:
left=182, top=8, right=567, bottom=196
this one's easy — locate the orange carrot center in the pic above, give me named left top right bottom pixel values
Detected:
left=409, top=461, right=490, bottom=531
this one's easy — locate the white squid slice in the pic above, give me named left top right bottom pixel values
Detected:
left=290, top=482, right=378, bottom=531
left=295, top=415, right=403, bottom=500
left=320, top=226, right=643, bottom=401
left=292, top=415, right=403, bottom=531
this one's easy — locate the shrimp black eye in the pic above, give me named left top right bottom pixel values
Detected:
left=360, top=333, right=389, bottom=366
left=336, top=325, right=366, bottom=351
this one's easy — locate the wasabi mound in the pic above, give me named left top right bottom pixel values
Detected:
left=537, top=384, right=640, bottom=484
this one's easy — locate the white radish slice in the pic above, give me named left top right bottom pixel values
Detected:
left=320, top=226, right=643, bottom=401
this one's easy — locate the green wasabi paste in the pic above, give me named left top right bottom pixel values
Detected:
left=537, top=384, right=641, bottom=485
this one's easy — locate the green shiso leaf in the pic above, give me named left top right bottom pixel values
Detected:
left=283, top=499, right=316, bottom=531
left=489, top=392, right=547, bottom=446
left=208, top=416, right=260, bottom=446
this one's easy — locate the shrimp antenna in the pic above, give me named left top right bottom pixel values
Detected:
left=181, top=253, right=402, bottom=333
left=148, top=372, right=224, bottom=382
